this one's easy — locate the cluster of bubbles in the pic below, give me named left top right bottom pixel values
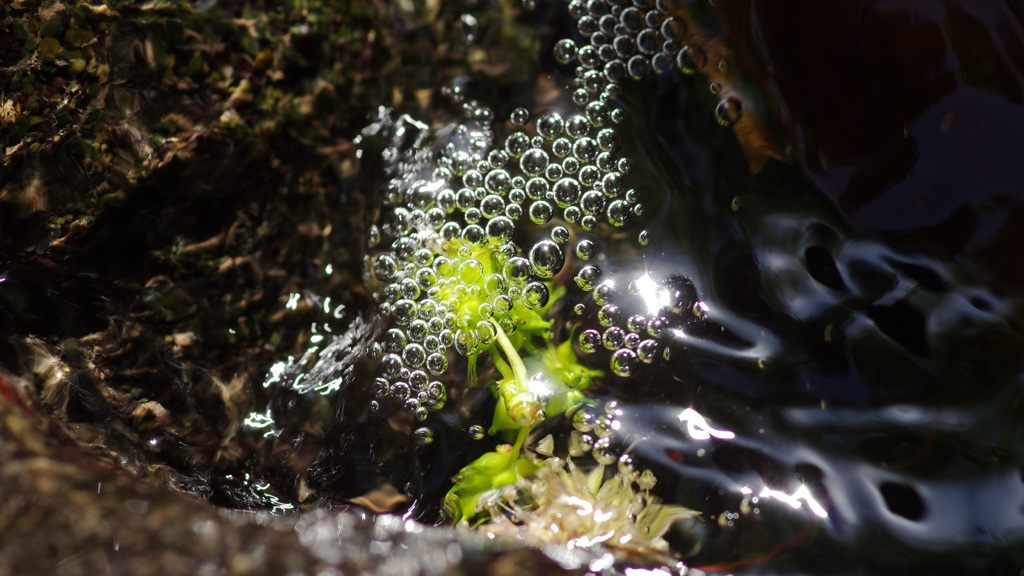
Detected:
left=566, top=399, right=637, bottom=473
left=574, top=273, right=709, bottom=378
left=362, top=87, right=643, bottom=422
left=556, top=0, right=743, bottom=127
left=360, top=0, right=719, bottom=430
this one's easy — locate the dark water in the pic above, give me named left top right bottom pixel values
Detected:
left=593, top=1, right=1024, bottom=572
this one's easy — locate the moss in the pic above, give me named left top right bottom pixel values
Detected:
left=38, top=36, right=61, bottom=60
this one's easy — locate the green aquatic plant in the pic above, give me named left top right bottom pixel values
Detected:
left=388, top=233, right=604, bottom=524
left=443, top=331, right=603, bottom=523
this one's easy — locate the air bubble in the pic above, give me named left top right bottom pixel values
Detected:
left=529, top=240, right=565, bottom=278
left=458, top=259, right=483, bottom=284
left=510, top=107, right=530, bottom=126
left=424, top=335, right=442, bottom=352
left=574, top=303, right=586, bottom=315
left=566, top=114, right=591, bottom=138
left=660, top=275, right=697, bottom=315
left=603, top=326, right=625, bottom=349
left=520, top=148, right=550, bottom=176
left=573, top=408, right=596, bottom=432
left=390, top=381, right=411, bottom=400
left=579, top=45, right=600, bottom=69
left=620, top=7, right=642, bottom=31
left=408, top=319, right=429, bottom=341
left=715, top=97, right=744, bottom=127
left=464, top=207, right=482, bottom=224
left=374, top=255, right=398, bottom=281
left=529, top=200, right=554, bottom=224
left=400, top=278, right=422, bottom=300
left=410, top=370, right=428, bottom=391
left=393, top=299, right=417, bottom=326
left=372, top=377, right=389, bottom=398
left=593, top=437, right=618, bottom=464
left=426, top=353, right=448, bottom=375
left=522, top=282, right=550, bottom=310
left=463, top=170, right=483, bottom=189
left=494, top=294, right=513, bottom=314
left=604, top=59, right=627, bottom=82
left=428, top=317, right=445, bottom=334
left=503, top=257, right=531, bottom=284
left=554, top=39, right=579, bottom=64
left=403, top=343, right=426, bottom=367
left=483, top=272, right=507, bottom=291
left=581, top=190, right=606, bottom=215
left=570, top=432, right=595, bottom=456
left=481, top=194, right=505, bottom=218
left=575, top=239, right=596, bottom=260
left=454, top=328, right=478, bottom=355
left=651, top=52, right=672, bottom=74
left=638, top=229, right=649, bottom=246
left=579, top=329, right=602, bottom=353
left=462, top=224, right=485, bottom=245
left=526, top=177, right=549, bottom=200
left=415, top=405, right=429, bottom=421
left=485, top=169, right=511, bottom=193
left=565, top=206, right=583, bottom=223
left=637, top=339, right=658, bottom=363
left=484, top=273, right=506, bottom=293
left=553, top=178, right=582, bottom=208
left=576, top=265, right=602, bottom=291
left=627, top=314, right=645, bottom=332
left=624, top=332, right=640, bottom=349
left=596, top=128, right=619, bottom=152
left=660, top=16, right=686, bottom=40
left=488, top=150, right=509, bottom=168
left=426, top=381, right=446, bottom=407
left=370, top=342, right=384, bottom=360
left=677, top=45, right=706, bottom=74
left=607, top=199, right=631, bottom=226
left=505, top=132, right=530, bottom=157
left=476, top=320, right=497, bottom=345
left=414, top=427, right=434, bottom=445
left=595, top=413, right=619, bottom=438
left=384, top=328, right=409, bottom=353
left=573, top=138, right=600, bottom=164
left=637, top=29, right=658, bottom=54
left=611, top=348, right=638, bottom=376
left=552, top=138, right=572, bottom=158
left=537, top=112, right=565, bottom=139
left=486, top=216, right=515, bottom=242
left=598, top=304, right=622, bottom=326
left=647, top=316, right=667, bottom=338
left=469, top=425, right=486, bottom=440
left=551, top=226, right=571, bottom=244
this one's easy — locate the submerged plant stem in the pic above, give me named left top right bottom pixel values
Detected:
left=493, top=320, right=528, bottom=393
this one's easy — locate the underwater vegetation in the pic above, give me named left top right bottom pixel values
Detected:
left=355, top=0, right=721, bottom=552
left=3, top=0, right=1024, bottom=574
